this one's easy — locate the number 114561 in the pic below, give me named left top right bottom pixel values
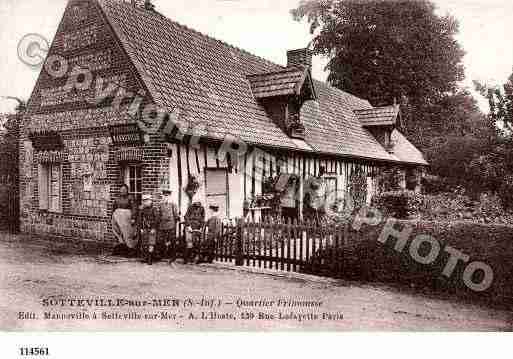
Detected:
left=20, top=348, right=49, bottom=356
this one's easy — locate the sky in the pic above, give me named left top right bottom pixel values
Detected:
left=0, top=0, right=512, bottom=113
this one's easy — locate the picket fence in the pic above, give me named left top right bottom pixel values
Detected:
left=182, top=219, right=350, bottom=277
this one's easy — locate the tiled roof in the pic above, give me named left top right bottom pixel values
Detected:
left=246, top=67, right=306, bottom=99
left=100, top=0, right=299, bottom=150
left=354, top=105, right=400, bottom=127
left=98, top=0, right=427, bottom=166
left=390, top=130, right=429, bottom=166
left=301, top=82, right=396, bottom=161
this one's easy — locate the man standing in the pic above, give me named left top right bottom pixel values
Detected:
left=204, top=205, right=222, bottom=264
left=184, top=202, right=205, bottom=264
left=158, top=188, right=180, bottom=263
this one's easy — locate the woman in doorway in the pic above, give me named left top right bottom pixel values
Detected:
left=111, top=184, right=138, bottom=257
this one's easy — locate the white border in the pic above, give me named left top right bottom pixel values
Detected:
left=0, top=333, right=511, bottom=359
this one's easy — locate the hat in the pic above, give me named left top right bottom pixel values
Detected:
left=162, top=188, right=172, bottom=194
left=142, top=194, right=153, bottom=201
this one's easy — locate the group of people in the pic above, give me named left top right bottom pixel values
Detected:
left=111, top=184, right=222, bottom=265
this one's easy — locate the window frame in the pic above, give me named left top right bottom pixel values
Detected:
left=38, top=162, right=63, bottom=213
left=123, top=163, right=143, bottom=206
left=405, top=167, right=420, bottom=191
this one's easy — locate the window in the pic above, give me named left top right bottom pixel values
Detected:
left=205, top=168, right=229, bottom=218
left=38, top=163, right=62, bottom=212
left=123, top=164, right=142, bottom=204
left=324, top=176, right=337, bottom=199
left=366, top=175, right=375, bottom=205
left=406, top=168, right=419, bottom=191
left=322, top=176, right=338, bottom=209
left=275, top=173, right=298, bottom=208
left=384, top=131, right=391, bottom=149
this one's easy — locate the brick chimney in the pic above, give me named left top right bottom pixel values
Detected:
left=287, top=48, right=313, bottom=70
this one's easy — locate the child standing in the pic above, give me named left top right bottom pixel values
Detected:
left=137, top=193, right=160, bottom=265
left=183, top=224, right=195, bottom=264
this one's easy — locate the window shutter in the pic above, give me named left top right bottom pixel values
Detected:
left=206, top=169, right=228, bottom=218
left=206, top=170, right=228, bottom=196
left=38, top=164, right=49, bottom=210
left=49, top=164, right=62, bottom=213
left=56, top=164, right=62, bottom=212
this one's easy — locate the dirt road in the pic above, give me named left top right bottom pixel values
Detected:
left=0, top=233, right=511, bottom=331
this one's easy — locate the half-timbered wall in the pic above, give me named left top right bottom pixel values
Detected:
left=167, top=142, right=381, bottom=220
left=168, top=142, right=243, bottom=219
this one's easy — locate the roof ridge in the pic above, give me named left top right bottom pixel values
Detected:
left=104, top=1, right=375, bottom=107
left=106, top=0, right=283, bottom=71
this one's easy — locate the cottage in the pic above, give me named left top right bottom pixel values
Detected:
left=19, top=0, right=427, bottom=242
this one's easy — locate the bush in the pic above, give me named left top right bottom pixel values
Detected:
left=419, top=192, right=513, bottom=225
left=372, top=190, right=423, bottom=219
left=499, top=175, right=513, bottom=211
left=422, top=174, right=457, bottom=194
left=345, top=219, right=513, bottom=307
left=301, top=245, right=345, bottom=277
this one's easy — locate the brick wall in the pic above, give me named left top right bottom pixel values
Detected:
left=27, top=0, right=145, bottom=116
left=19, top=105, right=172, bottom=243
left=18, top=0, right=163, bottom=243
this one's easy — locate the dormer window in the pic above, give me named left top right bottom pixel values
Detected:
left=384, top=130, right=391, bottom=148
left=246, top=61, right=317, bottom=140
left=354, top=105, right=400, bottom=153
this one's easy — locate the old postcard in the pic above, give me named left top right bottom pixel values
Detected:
left=0, top=0, right=512, bottom=338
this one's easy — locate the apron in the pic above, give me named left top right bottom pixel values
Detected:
left=112, top=208, right=137, bottom=249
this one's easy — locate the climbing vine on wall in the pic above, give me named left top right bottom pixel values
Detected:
left=378, top=167, right=404, bottom=192
left=349, top=169, right=367, bottom=210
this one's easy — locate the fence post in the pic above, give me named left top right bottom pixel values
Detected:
left=235, top=218, right=244, bottom=266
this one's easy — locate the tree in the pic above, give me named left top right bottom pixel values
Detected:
left=291, top=0, right=472, bottom=150
left=405, top=90, right=492, bottom=149
left=292, top=0, right=465, bottom=107
left=1, top=96, right=27, bottom=114
left=474, top=71, right=513, bottom=135
left=292, top=1, right=513, bottom=200
left=472, top=72, right=513, bottom=208
left=0, top=98, right=23, bottom=232
left=0, top=97, right=25, bottom=180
